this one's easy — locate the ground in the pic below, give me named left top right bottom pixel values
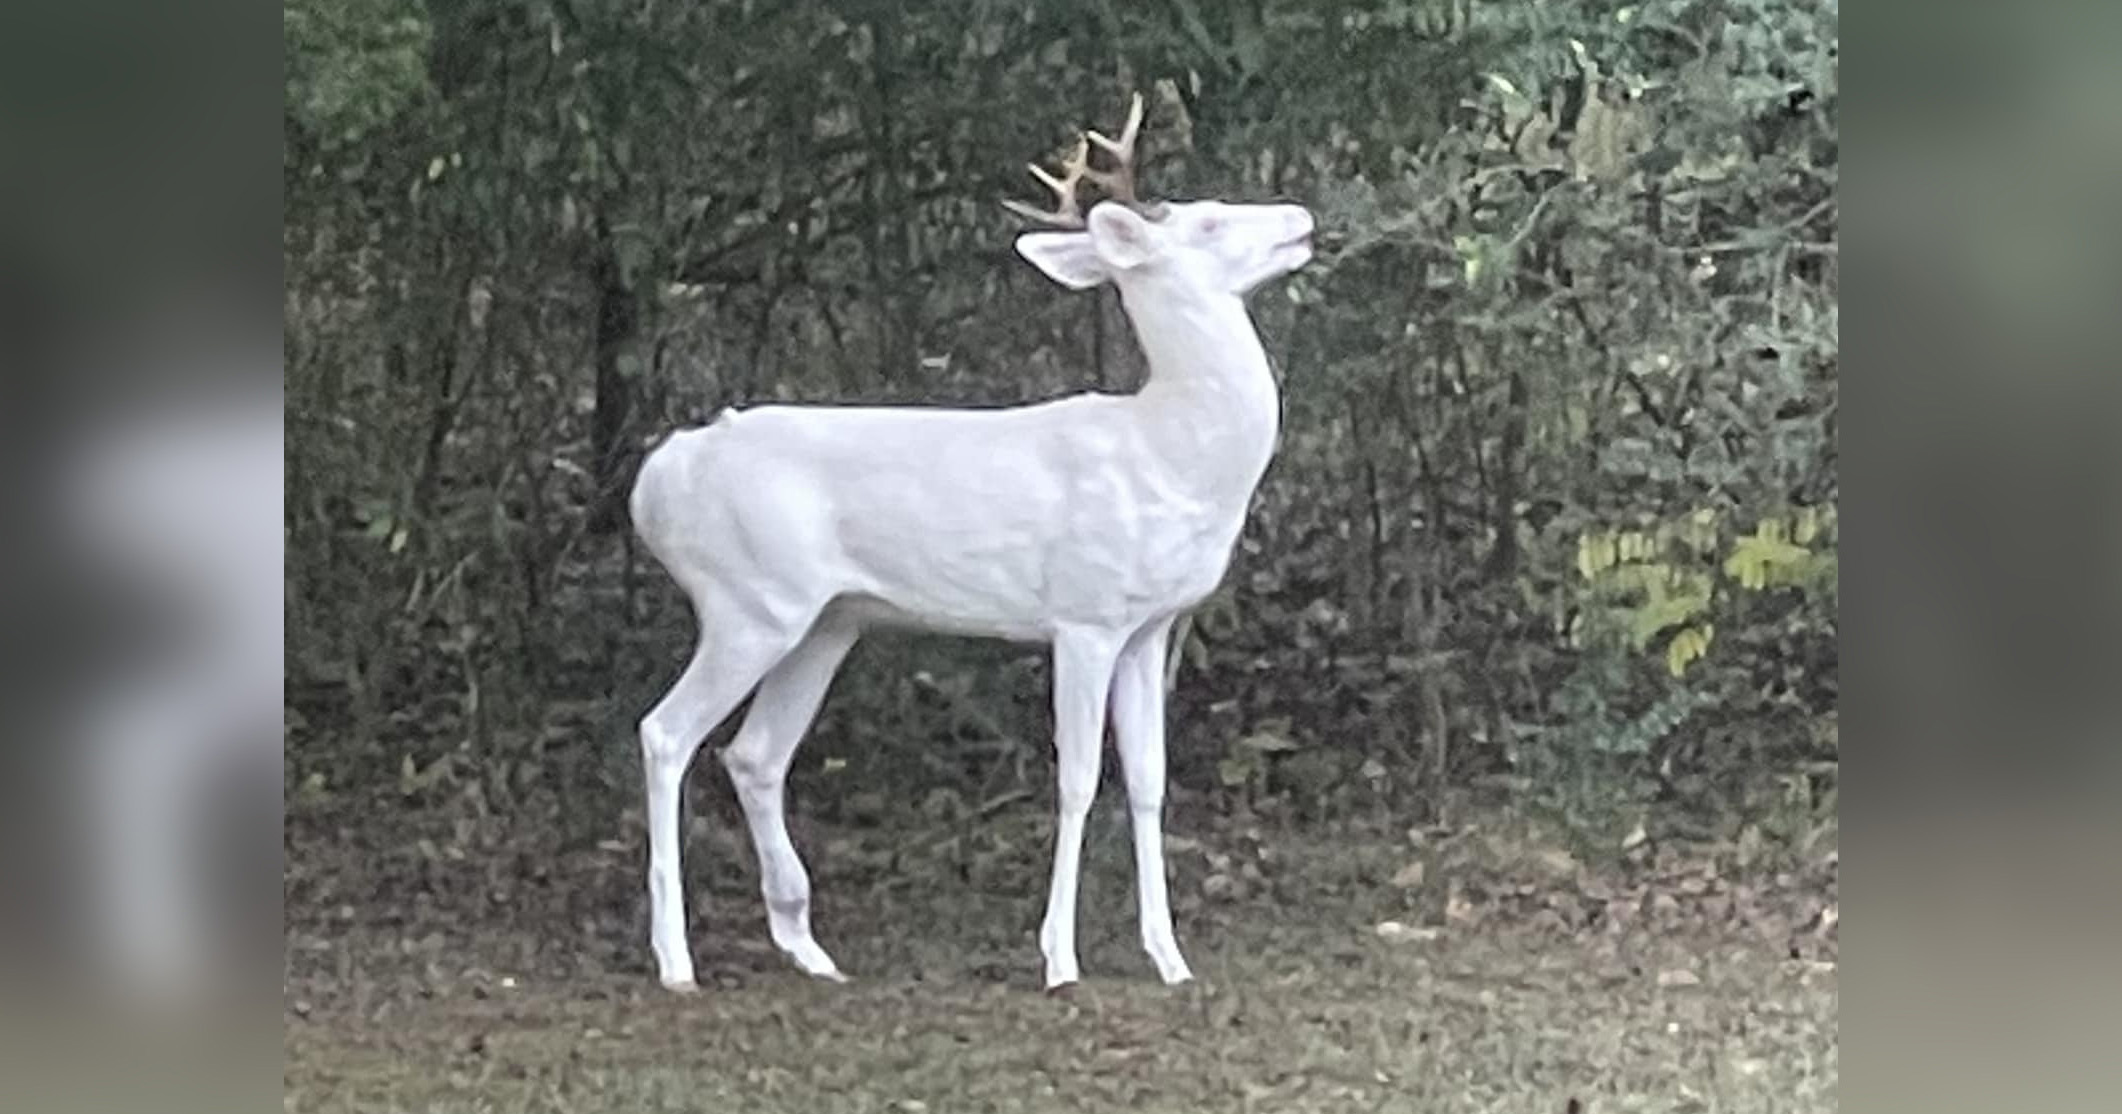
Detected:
left=284, top=799, right=1837, bottom=1113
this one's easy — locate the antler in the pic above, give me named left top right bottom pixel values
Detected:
left=1083, top=92, right=1145, bottom=203
left=1002, top=136, right=1092, bottom=228
left=1004, top=93, right=1151, bottom=227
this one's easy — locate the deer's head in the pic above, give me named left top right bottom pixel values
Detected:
left=1007, top=95, right=1314, bottom=299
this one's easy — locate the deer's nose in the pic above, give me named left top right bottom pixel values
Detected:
left=1278, top=207, right=1315, bottom=244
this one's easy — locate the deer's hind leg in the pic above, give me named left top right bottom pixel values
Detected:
left=639, top=592, right=816, bottom=992
left=720, top=609, right=860, bottom=980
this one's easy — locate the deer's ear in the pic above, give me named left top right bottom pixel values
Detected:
left=1014, top=232, right=1110, bottom=290
left=1086, top=203, right=1156, bottom=272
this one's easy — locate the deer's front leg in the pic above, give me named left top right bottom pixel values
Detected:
left=1039, top=627, right=1125, bottom=990
left=1110, top=617, right=1193, bottom=985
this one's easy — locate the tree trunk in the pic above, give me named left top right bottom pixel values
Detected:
left=588, top=215, right=639, bottom=535
left=1485, top=341, right=1527, bottom=580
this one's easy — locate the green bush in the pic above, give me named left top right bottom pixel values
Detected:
left=284, top=0, right=1837, bottom=846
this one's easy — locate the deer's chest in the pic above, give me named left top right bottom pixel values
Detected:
left=1039, top=463, right=1247, bottom=624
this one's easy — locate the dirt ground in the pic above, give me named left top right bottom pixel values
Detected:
left=284, top=801, right=1837, bottom=1113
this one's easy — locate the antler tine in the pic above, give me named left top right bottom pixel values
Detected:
left=1002, top=136, right=1091, bottom=228
left=1083, top=92, right=1145, bottom=202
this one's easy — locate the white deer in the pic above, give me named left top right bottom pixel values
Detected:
left=630, top=94, right=1312, bottom=991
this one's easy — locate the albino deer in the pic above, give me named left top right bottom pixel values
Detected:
left=630, top=94, right=1312, bottom=991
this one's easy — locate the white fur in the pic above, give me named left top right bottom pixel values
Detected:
left=632, top=198, right=1313, bottom=990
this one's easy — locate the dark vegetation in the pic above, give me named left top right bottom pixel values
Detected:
left=284, top=1, right=1837, bottom=1107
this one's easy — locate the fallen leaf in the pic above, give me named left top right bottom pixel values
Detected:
left=1532, top=848, right=1579, bottom=879
left=1374, top=921, right=1440, bottom=943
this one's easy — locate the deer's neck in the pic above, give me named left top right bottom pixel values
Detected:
left=1117, top=285, right=1282, bottom=504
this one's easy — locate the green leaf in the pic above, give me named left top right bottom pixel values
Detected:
left=1236, top=723, right=1298, bottom=753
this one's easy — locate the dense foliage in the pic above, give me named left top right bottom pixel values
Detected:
left=286, top=0, right=1837, bottom=847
